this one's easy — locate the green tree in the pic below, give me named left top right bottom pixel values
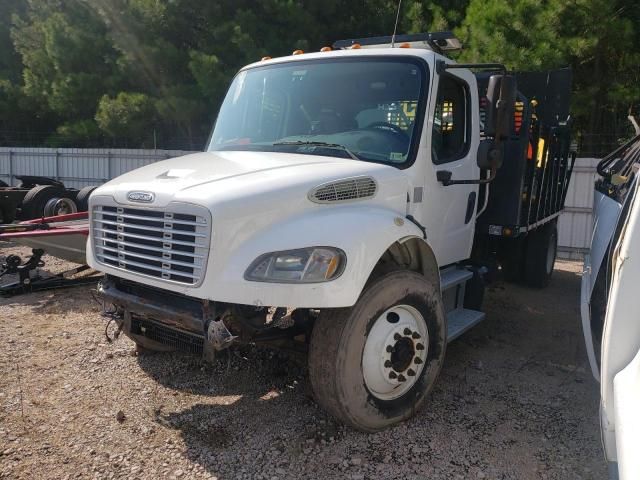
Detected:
left=1, top=0, right=638, bottom=151
left=562, top=0, right=640, bottom=145
left=460, top=0, right=640, bottom=150
left=458, top=0, right=566, bottom=70
left=95, top=92, right=155, bottom=143
left=12, top=0, right=120, bottom=144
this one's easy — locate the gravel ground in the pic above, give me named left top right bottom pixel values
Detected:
left=0, top=244, right=606, bottom=479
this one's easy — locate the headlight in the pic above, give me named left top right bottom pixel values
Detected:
left=245, top=247, right=346, bottom=283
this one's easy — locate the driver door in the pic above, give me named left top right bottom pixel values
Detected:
left=422, top=70, right=479, bottom=266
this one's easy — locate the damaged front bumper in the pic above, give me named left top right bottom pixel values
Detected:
left=98, top=275, right=308, bottom=357
left=98, top=275, right=224, bottom=357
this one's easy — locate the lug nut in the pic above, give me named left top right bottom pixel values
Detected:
left=386, top=345, right=393, bottom=353
left=412, top=332, right=421, bottom=339
left=414, top=357, right=423, bottom=364
left=384, top=360, right=392, bottom=368
left=397, top=374, right=406, bottom=382
left=394, top=333, right=401, bottom=341
left=403, top=328, right=412, bottom=335
left=407, top=369, right=416, bottom=377
left=416, top=343, right=425, bottom=351
left=389, top=371, right=398, bottom=379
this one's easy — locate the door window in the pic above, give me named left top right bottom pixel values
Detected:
left=432, top=75, right=470, bottom=164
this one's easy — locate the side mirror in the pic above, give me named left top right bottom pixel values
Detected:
left=477, top=139, right=503, bottom=170
left=484, top=74, right=517, bottom=140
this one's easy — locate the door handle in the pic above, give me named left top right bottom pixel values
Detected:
left=436, top=170, right=453, bottom=185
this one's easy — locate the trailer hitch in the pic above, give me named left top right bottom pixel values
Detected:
left=0, top=248, right=101, bottom=297
left=0, top=248, right=45, bottom=287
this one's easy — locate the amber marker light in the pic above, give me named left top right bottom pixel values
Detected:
left=292, top=49, right=304, bottom=55
left=399, top=42, right=411, bottom=48
left=261, top=56, right=272, bottom=61
left=320, top=46, right=332, bottom=52
left=350, top=43, right=361, bottom=49
left=325, top=255, right=341, bottom=279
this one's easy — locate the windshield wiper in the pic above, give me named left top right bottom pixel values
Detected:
left=272, top=141, right=361, bottom=160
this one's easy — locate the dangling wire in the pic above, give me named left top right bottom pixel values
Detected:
left=104, top=318, right=123, bottom=343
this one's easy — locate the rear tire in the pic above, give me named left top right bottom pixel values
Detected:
left=523, top=221, right=558, bottom=288
left=75, top=186, right=97, bottom=212
left=308, top=270, right=446, bottom=431
left=20, top=185, right=64, bottom=219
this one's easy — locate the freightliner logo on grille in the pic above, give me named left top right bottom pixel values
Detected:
left=127, top=191, right=155, bottom=203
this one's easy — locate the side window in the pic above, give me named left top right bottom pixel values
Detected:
left=432, top=75, right=470, bottom=164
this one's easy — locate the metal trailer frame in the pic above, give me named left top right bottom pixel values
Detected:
left=474, top=68, right=575, bottom=239
left=0, top=248, right=100, bottom=297
left=0, top=176, right=81, bottom=223
left=0, top=212, right=98, bottom=296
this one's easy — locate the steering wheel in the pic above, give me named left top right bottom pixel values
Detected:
left=364, top=121, right=409, bottom=140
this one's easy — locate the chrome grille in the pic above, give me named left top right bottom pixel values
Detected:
left=309, top=176, right=377, bottom=203
left=92, top=203, right=210, bottom=286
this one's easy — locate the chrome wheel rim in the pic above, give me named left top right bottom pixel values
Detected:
left=45, top=197, right=77, bottom=216
left=362, top=304, right=428, bottom=401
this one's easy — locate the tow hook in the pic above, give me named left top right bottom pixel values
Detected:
left=203, top=317, right=236, bottom=363
left=206, top=316, right=237, bottom=351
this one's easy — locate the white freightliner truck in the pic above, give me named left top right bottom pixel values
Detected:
left=581, top=134, right=640, bottom=479
left=90, top=33, right=574, bottom=431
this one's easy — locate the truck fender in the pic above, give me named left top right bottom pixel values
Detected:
left=212, top=206, right=440, bottom=308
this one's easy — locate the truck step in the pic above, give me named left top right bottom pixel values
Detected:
left=446, top=308, right=486, bottom=343
left=440, top=267, right=473, bottom=292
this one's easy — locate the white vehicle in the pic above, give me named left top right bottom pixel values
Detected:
left=581, top=134, right=640, bottom=479
left=90, top=32, right=574, bottom=431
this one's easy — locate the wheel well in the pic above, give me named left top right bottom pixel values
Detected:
left=367, top=237, right=440, bottom=292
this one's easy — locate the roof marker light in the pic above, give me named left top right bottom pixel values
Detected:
left=261, top=56, right=272, bottom=61
left=292, top=49, right=304, bottom=55
left=350, top=43, right=361, bottom=49
left=399, top=42, right=411, bottom=48
left=320, top=46, right=332, bottom=52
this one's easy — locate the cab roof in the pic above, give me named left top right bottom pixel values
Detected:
left=243, top=45, right=450, bottom=72
left=242, top=32, right=459, bottom=71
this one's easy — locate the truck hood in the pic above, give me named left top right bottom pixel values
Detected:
left=94, top=150, right=410, bottom=211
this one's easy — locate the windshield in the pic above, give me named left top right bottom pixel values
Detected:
left=207, top=57, right=427, bottom=166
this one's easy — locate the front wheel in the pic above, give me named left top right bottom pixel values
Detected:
left=308, top=270, right=446, bottom=431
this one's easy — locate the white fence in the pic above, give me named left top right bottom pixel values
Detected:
left=0, top=147, right=196, bottom=189
left=0, top=147, right=597, bottom=257
left=557, top=157, right=599, bottom=259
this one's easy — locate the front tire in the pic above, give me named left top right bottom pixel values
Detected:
left=308, top=270, right=446, bottom=431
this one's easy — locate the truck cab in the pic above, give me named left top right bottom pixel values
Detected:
left=89, top=33, right=573, bottom=431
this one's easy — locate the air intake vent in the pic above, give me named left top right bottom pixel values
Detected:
left=309, top=176, right=377, bottom=204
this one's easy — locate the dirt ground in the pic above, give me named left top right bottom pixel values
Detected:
left=0, top=244, right=606, bottom=480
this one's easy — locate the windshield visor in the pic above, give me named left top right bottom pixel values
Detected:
left=208, top=57, right=428, bottom=167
